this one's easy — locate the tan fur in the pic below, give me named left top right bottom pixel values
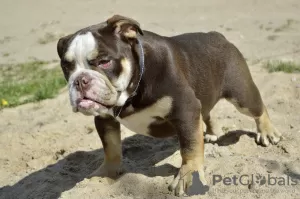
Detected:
left=90, top=129, right=122, bottom=178
left=86, top=49, right=99, bottom=61
left=169, top=114, right=207, bottom=196
left=113, top=58, right=132, bottom=91
left=103, top=130, right=122, bottom=163
left=255, top=107, right=281, bottom=146
left=181, top=114, right=204, bottom=163
left=114, top=21, right=137, bottom=38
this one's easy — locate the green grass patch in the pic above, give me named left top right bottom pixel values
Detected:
left=264, top=60, right=300, bottom=73
left=0, top=60, right=66, bottom=108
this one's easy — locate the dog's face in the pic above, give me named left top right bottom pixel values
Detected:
left=57, top=15, right=143, bottom=116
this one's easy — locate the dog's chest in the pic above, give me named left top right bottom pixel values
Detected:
left=117, top=96, right=172, bottom=135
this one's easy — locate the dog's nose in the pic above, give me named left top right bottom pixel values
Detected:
left=75, top=75, right=91, bottom=91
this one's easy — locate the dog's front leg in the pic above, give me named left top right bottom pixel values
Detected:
left=168, top=98, right=207, bottom=196
left=89, top=115, right=122, bottom=178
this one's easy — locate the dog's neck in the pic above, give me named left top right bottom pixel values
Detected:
left=131, top=32, right=174, bottom=105
left=114, top=32, right=174, bottom=117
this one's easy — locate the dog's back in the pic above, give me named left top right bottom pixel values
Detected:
left=167, top=31, right=247, bottom=113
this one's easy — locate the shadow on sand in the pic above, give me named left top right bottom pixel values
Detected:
left=0, top=130, right=275, bottom=199
left=0, top=135, right=179, bottom=199
left=213, top=130, right=257, bottom=146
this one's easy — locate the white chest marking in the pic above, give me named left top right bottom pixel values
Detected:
left=118, top=96, right=173, bottom=136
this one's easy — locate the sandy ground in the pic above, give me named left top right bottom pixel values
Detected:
left=0, top=0, right=300, bottom=198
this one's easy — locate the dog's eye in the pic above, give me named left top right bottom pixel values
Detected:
left=98, top=60, right=111, bottom=69
left=88, top=59, right=111, bottom=69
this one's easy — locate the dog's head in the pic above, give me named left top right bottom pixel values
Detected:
left=57, top=15, right=143, bottom=116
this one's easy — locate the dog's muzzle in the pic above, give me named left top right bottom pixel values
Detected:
left=68, top=69, right=118, bottom=116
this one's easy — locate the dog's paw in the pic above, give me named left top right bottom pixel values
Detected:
left=88, top=162, right=122, bottom=179
left=256, top=125, right=282, bottom=147
left=204, top=134, right=218, bottom=143
left=204, top=121, right=223, bottom=143
left=168, top=163, right=207, bottom=196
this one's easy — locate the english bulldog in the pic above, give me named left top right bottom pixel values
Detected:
left=57, top=15, right=282, bottom=196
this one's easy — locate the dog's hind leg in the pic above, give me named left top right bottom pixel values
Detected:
left=226, top=97, right=282, bottom=146
left=222, top=45, right=282, bottom=146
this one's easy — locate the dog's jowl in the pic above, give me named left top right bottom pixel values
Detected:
left=57, top=15, right=282, bottom=196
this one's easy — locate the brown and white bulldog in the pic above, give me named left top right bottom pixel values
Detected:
left=57, top=15, right=282, bottom=196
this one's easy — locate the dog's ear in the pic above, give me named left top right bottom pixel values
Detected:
left=57, top=34, right=73, bottom=59
left=107, top=15, right=143, bottom=40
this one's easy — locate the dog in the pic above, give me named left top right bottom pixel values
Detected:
left=57, top=15, right=282, bottom=196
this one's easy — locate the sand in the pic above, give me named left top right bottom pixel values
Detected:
left=0, top=0, right=300, bottom=198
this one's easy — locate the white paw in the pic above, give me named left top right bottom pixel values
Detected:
left=204, top=134, right=218, bottom=143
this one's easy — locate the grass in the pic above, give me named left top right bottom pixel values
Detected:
left=0, top=60, right=66, bottom=108
left=264, top=60, right=300, bottom=73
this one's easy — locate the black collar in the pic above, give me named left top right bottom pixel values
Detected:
left=113, top=38, right=145, bottom=117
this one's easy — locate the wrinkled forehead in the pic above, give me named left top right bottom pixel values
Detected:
left=65, top=32, right=98, bottom=63
left=64, top=22, right=108, bottom=63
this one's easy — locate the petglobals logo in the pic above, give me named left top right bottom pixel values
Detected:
left=212, top=174, right=298, bottom=186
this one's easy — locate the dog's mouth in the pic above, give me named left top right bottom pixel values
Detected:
left=77, top=96, right=113, bottom=110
